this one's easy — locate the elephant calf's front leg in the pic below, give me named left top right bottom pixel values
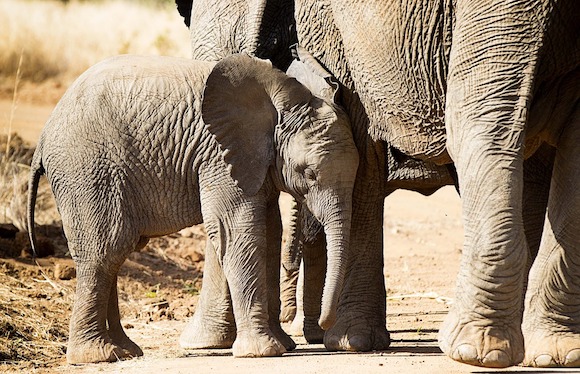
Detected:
left=205, top=194, right=286, bottom=358
left=225, top=232, right=287, bottom=358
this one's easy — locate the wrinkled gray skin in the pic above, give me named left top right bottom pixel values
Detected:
left=176, top=0, right=580, bottom=368
left=175, top=0, right=456, bottom=351
left=295, top=0, right=579, bottom=368
left=280, top=50, right=457, bottom=343
left=27, top=54, right=359, bottom=363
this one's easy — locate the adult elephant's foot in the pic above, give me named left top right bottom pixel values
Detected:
left=438, top=307, right=523, bottom=368
left=288, top=308, right=304, bottom=336
left=523, top=329, right=580, bottom=367
left=66, top=337, right=136, bottom=364
left=179, top=313, right=236, bottom=349
left=232, top=331, right=286, bottom=357
left=303, top=316, right=324, bottom=344
left=270, top=321, right=296, bottom=351
left=323, top=315, right=390, bottom=351
left=109, top=329, right=143, bottom=357
left=522, top=305, right=580, bottom=367
left=285, top=311, right=325, bottom=343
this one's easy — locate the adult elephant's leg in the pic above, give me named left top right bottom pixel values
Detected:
left=438, top=1, right=549, bottom=368
left=280, top=198, right=302, bottom=323
left=522, top=116, right=580, bottom=367
left=266, top=197, right=296, bottom=351
left=324, top=138, right=390, bottom=352
left=179, top=239, right=236, bottom=349
left=107, top=274, right=143, bottom=357
left=522, top=144, right=555, bottom=265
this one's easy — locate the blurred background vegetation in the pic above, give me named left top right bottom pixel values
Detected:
left=0, top=0, right=191, bottom=229
left=0, top=0, right=190, bottom=100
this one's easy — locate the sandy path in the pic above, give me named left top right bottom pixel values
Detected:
left=1, top=99, right=54, bottom=145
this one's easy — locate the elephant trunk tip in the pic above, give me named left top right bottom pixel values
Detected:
left=318, top=310, right=337, bottom=331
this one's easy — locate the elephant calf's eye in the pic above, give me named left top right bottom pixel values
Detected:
left=304, top=168, right=317, bottom=182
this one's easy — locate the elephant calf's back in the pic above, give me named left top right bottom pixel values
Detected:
left=39, top=55, right=216, bottom=238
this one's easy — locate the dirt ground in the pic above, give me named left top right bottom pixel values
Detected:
left=0, top=98, right=555, bottom=373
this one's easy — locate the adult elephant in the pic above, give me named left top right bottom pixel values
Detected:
left=176, top=0, right=580, bottom=368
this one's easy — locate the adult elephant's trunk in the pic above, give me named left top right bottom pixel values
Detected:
left=315, top=193, right=353, bottom=331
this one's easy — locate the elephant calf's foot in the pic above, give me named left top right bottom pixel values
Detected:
left=232, top=331, right=286, bottom=357
left=66, top=337, right=137, bottom=364
left=523, top=329, right=580, bottom=367
left=179, top=316, right=236, bottom=349
left=324, top=317, right=390, bottom=352
left=438, top=309, right=523, bottom=368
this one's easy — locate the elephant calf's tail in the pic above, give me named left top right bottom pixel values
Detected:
left=27, top=157, right=45, bottom=259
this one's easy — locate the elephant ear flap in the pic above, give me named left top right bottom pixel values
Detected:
left=287, top=45, right=340, bottom=103
left=202, top=54, right=278, bottom=196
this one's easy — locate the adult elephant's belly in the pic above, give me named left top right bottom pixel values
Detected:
left=373, top=110, right=450, bottom=164
left=342, top=38, right=451, bottom=164
left=331, top=0, right=453, bottom=164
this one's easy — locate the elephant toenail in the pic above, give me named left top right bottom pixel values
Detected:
left=564, top=349, right=580, bottom=367
left=482, top=350, right=511, bottom=368
left=261, top=346, right=277, bottom=356
left=347, top=335, right=372, bottom=352
left=453, top=344, right=478, bottom=365
left=534, top=354, right=557, bottom=367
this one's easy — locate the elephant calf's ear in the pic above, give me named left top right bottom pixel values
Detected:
left=287, top=45, right=340, bottom=103
left=202, top=54, right=279, bottom=196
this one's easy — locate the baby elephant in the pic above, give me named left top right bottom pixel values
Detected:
left=27, top=54, right=359, bottom=363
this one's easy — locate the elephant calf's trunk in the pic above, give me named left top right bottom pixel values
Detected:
left=318, top=218, right=350, bottom=331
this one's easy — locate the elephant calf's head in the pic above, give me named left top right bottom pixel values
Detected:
left=202, top=53, right=359, bottom=330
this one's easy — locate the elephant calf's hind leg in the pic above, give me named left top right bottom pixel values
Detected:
left=107, top=275, right=143, bottom=357
left=67, top=253, right=134, bottom=364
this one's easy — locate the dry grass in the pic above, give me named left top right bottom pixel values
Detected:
left=0, top=135, right=36, bottom=231
left=0, top=131, right=66, bottom=372
left=0, top=260, right=73, bottom=369
left=1, top=0, right=190, bottom=223
left=0, top=0, right=190, bottom=92
left=1, top=46, right=31, bottom=231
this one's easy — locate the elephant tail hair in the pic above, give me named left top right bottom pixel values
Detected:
left=27, top=155, right=45, bottom=259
